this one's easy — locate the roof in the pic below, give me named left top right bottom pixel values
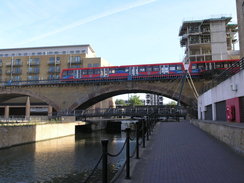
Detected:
left=0, top=44, right=95, bottom=53
left=179, top=17, right=232, bottom=36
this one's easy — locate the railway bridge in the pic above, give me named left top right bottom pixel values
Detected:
left=0, top=76, right=207, bottom=118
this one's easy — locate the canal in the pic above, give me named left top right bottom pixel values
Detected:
left=0, top=130, right=134, bottom=183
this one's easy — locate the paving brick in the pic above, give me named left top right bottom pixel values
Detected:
left=119, top=121, right=244, bottom=183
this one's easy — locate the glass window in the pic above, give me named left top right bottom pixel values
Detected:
left=18, top=53, right=22, bottom=56
left=76, top=50, right=80, bottom=54
left=24, top=53, right=28, bottom=56
left=139, top=67, right=145, bottom=72
left=153, top=66, right=159, bottom=71
left=88, top=69, right=93, bottom=75
left=146, top=67, right=152, bottom=72
left=32, top=53, right=35, bottom=55
left=109, top=68, right=115, bottom=74
left=5, top=54, right=8, bottom=57
left=37, top=52, right=42, bottom=55
left=93, top=63, right=100, bottom=67
left=54, top=51, right=59, bottom=54
left=94, top=69, right=100, bottom=74
left=88, top=64, right=92, bottom=67
left=0, top=54, right=3, bottom=57
left=70, top=51, right=74, bottom=54
left=49, top=57, right=55, bottom=62
left=176, top=65, right=182, bottom=70
left=82, top=70, right=88, bottom=75
left=62, top=51, right=66, bottom=54
left=169, top=65, right=176, bottom=71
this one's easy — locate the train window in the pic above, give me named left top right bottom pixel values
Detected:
left=192, top=64, right=197, bottom=69
left=176, top=65, right=182, bottom=70
left=109, top=68, right=115, bottom=74
left=169, top=65, right=175, bottom=71
left=153, top=66, right=160, bottom=71
left=125, top=68, right=129, bottom=72
left=139, top=67, right=146, bottom=72
left=88, top=69, right=93, bottom=75
left=82, top=70, right=88, bottom=75
left=215, top=63, right=221, bottom=68
left=94, top=69, right=100, bottom=74
left=224, top=63, right=228, bottom=68
left=146, top=67, right=152, bottom=72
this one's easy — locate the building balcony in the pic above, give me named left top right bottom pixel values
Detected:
left=48, top=69, right=60, bottom=73
left=6, top=70, right=22, bottom=75
left=48, top=60, right=60, bottom=65
left=27, top=61, right=40, bottom=66
left=5, top=62, right=23, bottom=67
left=28, top=70, right=40, bottom=74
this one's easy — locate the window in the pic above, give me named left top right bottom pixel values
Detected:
left=139, top=67, right=145, bottom=72
left=12, top=53, right=15, bottom=56
left=82, top=70, right=88, bottom=75
left=70, top=51, right=74, bottom=54
left=153, top=66, right=159, bottom=71
left=176, top=65, right=182, bottom=70
left=5, top=54, right=8, bottom=57
left=62, top=51, right=66, bottom=54
left=76, top=50, right=80, bottom=54
left=24, top=53, right=28, bottom=56
left=49, top=57, right=55, bottom=62
left=94, top=69, right=100, bottom=74
left=32, top=53, right=35, bottom=55
left=18, top=53, right=22, bottom=56
left=88, top=64, right=92, bottom=67
left=54, top=51, right=59, bottom=54
left=75, top=56, right=81, bottom=62
left=37, top=52, right=42, bottom=55
left=109, top=68, right=115, bottom=74
left=93, top=63, right=100, bottom=67
left=0, top=54, right=2, bottom=57
left=169, top=65, right=176, bottom=71
left=146, top=67, right=152, bottom=72
left=88, top=69, right=93, bottom=75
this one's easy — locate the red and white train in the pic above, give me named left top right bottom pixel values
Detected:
left=60, top=59, right=239, bottom=81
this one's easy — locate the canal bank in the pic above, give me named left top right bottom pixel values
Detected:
left=0, top=121, right=86, bottom=149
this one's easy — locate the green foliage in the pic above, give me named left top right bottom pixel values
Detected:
left=128, top=95, right=144, bottom=106
left=166, top=101, right=177, bottom=105
left=115, top=99, right=126, bottom=106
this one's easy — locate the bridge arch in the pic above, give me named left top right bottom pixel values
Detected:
left=0, top=88, right=59, bottom=111
left=69, top=81, right=194, bottom=111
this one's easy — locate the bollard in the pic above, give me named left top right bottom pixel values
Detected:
left=146, top=120, right=149, bottom=141
left=142, top=120, right=145, bottom=148
left=125, top=128, right=130, bottom=179
left=101, top=139, right=108, bottom=183
left=136, top=122, right=140, bottom=159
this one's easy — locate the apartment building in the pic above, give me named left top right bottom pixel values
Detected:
left=236, top=0, right=244, bottom=57
left=145, top=94, right=163, bottom=106
left=0, top=44, right=111, bottom=82
left=179, top=17, right=239, bottom=64
left=0, top=45, right=114, bottom=114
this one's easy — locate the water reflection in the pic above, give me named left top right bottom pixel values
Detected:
left=0, top=131, right=132, bottom=183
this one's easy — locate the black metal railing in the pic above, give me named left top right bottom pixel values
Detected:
left=200, top=57, right=244, bottom=94
left=83, top=117, right=157, bottom=183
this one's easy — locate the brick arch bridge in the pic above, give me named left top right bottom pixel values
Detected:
left=0, top=79, right=205, bottom=113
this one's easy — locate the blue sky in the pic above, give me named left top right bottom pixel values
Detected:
left=0, top=0, right=237, bottom=66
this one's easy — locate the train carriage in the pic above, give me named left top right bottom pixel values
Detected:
left=60, top=62, right=185, bottom=81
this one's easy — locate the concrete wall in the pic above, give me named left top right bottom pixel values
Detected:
left=0, top=122, right=80, bottom=149
left=210, top=21, right=228, bottom=60
left=236, top=0, right=244, bottom=57
left=191, top=120, right=244, bottom=155
left=198, top=69, right=244, bottom=121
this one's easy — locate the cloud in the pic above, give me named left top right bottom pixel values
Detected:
left=17, top=0, right=157, bottom=45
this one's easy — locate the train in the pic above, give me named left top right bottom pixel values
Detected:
left=60, top=59, right=239, bottom=81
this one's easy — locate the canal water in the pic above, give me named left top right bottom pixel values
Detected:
left=0, top=130, right=135, bottom=183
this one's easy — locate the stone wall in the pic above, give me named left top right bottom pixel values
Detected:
left=191, top=120, right=244, bottom=155
left=0, top=122, right=80, bottom=149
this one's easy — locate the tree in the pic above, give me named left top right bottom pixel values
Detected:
left=115, top=99, right=126, bottom=106
left=128, top=95, right=144, bottom=106
left=166, top=101, right=177, bottom=106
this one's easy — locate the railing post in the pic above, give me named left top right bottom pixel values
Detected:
left=136, top=122, right=140, bottom=159
left=146, top=119, right=149, bottom=141
left=101, top=139, right=108, bottom=183
left=142, top=120, right=145, bottom=148
left=125, top=128, right=130, bottom=179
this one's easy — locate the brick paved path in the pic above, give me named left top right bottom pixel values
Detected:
left=119, top=121, right=244, bottom=183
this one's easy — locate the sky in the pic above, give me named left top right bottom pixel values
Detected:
left=0, top=0, right=238, bottom=101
